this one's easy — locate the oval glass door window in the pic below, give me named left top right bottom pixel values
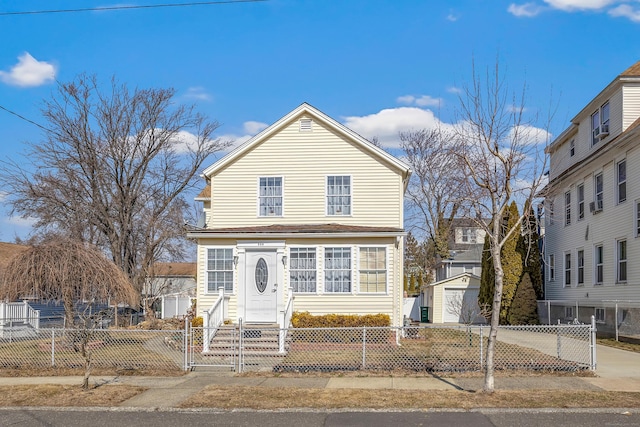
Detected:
left=255, top=258, right=268, bottom=293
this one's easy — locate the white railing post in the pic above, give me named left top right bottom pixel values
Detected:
left=591, top=315, right=597, bottom=371
left=202, top=309, right=210, bottom=353
left=219, top=286, right=225, bottom=325
left=0, top=302, right=5, bottom=327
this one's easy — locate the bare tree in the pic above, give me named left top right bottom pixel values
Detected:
left=454, top=62, right=550, bottom=393
left=401, top=128, right=468, bottom=259
left=0, top=74, right=230, bottom=296
left=1, top=238, right=138, bottom=389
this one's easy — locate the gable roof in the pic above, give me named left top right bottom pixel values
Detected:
left=202, top=103, right=412, bottom=181
left=151, top=262, right=197, bottom=278
left=621, top=61, right=640, bottom=76
left=427, top=272, right=481, bottom=288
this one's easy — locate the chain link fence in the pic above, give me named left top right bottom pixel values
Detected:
left=0, top=328, right=185, bottom=374
left=0, top=322, right=595, bottom=375
left=192, top=322, right=594, bottom=373
left=539, top=300, right=640, bottom=341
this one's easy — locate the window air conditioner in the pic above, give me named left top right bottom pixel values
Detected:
left=598, top=124, right=609, bottom=138
left=589, top=201, right=602, bottom=214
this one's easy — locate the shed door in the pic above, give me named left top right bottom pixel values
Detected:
left=443, top=288, right=480, bottom=323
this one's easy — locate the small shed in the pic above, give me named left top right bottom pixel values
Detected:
left=422, top=272, right=484, bottom=323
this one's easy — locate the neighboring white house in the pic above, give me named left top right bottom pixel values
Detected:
left=543, top=61, right=640, bottom=333
left=187, top=103, right=412, bottom=329
left=143, top=262, right=197, bottom=319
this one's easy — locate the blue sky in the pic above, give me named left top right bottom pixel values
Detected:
left=1, top=0, right=639, bottom=241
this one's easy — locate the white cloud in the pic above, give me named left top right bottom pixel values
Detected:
left=342, top=107, right=454, bottom=149
left=508, top=2, right=544, bottom=17
left=544, top=0, right=617, bottom=11
left=243, top=121, right=268, bottom=135
left=183, top=86, right=211, bottom=101
left=509, top=124, right=553, bottom=146
left=4, top=215, right=37, bottom=228
left=397, top=95, right=443, bottom=107
left=447, top=86, right=462, bottom=94
left=0, top=52, right=56, bottom=87
left=609, top=4, right=640, bottom=22
left=446, top=11, right=460, bottom=21
left=0, top=192, right=6, bottom=202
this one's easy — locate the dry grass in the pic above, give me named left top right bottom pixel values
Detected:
left=0, top=384, right=145, bottom=407
left=0, top=367, right=186, bottom=377
left=180, top=386, right=640, bottom=410
left=598, top=338, right=640, bottom=353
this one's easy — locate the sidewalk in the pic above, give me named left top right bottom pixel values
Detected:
left=1, top=343, right=640, bottom=409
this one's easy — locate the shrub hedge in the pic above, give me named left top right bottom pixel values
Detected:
left=291, top=311, right=390, bottom=328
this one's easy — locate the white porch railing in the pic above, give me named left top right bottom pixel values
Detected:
left=202, top=287, right=225, bottom=352
left=279, top=287, right=294, bottom=353
left=0, top=301, right=40, bottom=329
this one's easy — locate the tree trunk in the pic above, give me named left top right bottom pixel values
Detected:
left=483, top=244, right=504, bottom=393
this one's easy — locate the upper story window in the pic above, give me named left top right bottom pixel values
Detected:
left=636, top=200, right=640, bottom=237
left=569, top=139, right=575, bottom=157
left=577, top=249, right=584, bottom=285
left=548, top=254, right=555, bottom=281
left=594, top=173, right=603, bottom=212
left=617, top=159, right=627, bottom=204
left=259, top=177, right=283, bottom=217
left=327, top=176, right=351, bottom=215
left=548, top=199, right=555, bottom=225
left=591, top=102, right=610, bottom=145
left=578, top=184, right=585, bottom=220
left=564, top=252, right=571, bottom=287
left=461, top=228, right=477, bottom=243
left=617, top=239, right=627, bottom=283
left=565, top=190, right=571, bottom=226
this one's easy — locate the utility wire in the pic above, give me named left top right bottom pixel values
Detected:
left=0, top=0, right=266, bottom=16
left=0, top=105, right=50, bottom=132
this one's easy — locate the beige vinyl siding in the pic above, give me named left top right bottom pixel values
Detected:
left=623, top=85, right=640, bottom=130
left=207, top=114, right=403, bottom=228
left=195, top=236, right=404, bottom=326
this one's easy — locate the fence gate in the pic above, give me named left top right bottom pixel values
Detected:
left=187, top=324, right=239, bottom=371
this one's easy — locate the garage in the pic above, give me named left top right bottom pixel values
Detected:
left=443, top=287, right=480, bottom=323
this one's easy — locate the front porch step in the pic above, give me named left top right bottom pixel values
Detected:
left=202, top=323, right=290, bottom=357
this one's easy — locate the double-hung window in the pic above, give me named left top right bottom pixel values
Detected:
left=564, top=252, right=571, bottom=287
left=617, top=160, right=627, bottom=204
left=259, top=177, right=283, bottom=216
left=548, top=254, right=555, bottom=281
left=289, top=248, right=317, bottom=293
left=569, top=139, right=575, bottom=157
left=548, top=200, right=555, bottom=225
left=577, top=249, right=584, bottom=286
left=327, top=176, right=351, bottom=215
left=594, top=244, right=604, bottom=285
left=617, top=239, right=627, bottom=283
left=207, top=248, right=234, bottom=293
left=594, top=173, right=603, bottom=211
left=359, top=247, right=387, bottom=293
left=595, top=307, right=605, bottom=323
left=325, top=247, right=351, bottom=292
left=578, top=184, right=584, bottom=220
left=591, top=102, right=610, bottom=145
left=565, top=191, right=571, bottom=226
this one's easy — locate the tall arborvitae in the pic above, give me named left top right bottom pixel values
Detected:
left=519, top=205, right=544, bottom=300
left=508, top=272, right=539, bottom=325
left=479, top=228, right=494, bottom=313
left=500, top=202, right=523, bottom=324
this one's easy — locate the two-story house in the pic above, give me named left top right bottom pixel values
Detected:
left=423, top=219, right=486, bottom=323
left=187, top=103, right=412, bottom=330
left=544, top=61, right=640, bottom=334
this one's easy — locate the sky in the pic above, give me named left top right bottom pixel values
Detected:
left=1, top=0, right=639, bottom=242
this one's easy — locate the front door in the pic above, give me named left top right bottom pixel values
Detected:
left=245, top=250, right=278, bottom=323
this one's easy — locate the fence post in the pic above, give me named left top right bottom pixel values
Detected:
left=479, top=326, right=484, bottom=371
left=547, top=300, right=551, bottom=325
left=556, top=323, right=561, bottom=360
left=238, top=318, right=243, bottom=374
left=591, top=315, right=597, bottom=371
left=362, top=326, right=366, bottom=369
left=51, top=329, right=55, bottom=367
left=184, top=320, right=189, bottom=371
left=615, top=303, right=619, bottom=342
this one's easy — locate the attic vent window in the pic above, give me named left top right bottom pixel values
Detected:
left=299, top=119, right=312, bottom=132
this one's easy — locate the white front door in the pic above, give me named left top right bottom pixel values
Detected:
left=245, top=250, right=278, bottom=323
